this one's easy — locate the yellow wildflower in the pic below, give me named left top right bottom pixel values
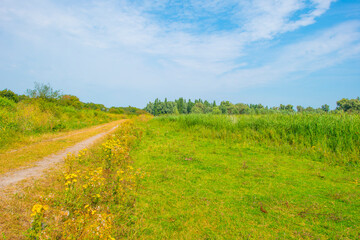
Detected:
left=31, top=204, right=49, bottom=216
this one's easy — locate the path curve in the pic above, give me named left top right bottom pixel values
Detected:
left=0, top=120, right=126, bottom=189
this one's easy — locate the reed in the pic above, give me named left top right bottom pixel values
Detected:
left=157, top=113, right=360, bottom=165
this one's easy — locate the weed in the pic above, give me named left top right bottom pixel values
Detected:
left=23, top=119, right=147, bottom=239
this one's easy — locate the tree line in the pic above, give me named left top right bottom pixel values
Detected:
left=145, top=97, right=360, bottom=116
left=0, top=83, right=146, bottom=115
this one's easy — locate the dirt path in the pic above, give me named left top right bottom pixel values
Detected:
left=0, top=120, right=126, bottom=189
left=1, top=124, right=104, bottom=155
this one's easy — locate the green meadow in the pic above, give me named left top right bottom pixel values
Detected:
left=1, top=91, right=360, bottom=239
left=129, top=114, right=360, bottom=239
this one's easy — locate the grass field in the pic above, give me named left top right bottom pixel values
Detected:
left=1, top=114, right=359, bottom=239
left=129, top=114, right=360, bottom=239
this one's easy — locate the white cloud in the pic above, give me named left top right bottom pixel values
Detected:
left=240, top=0, right=337, bottom=39
left=221, top=21, right=360, bottom=88
left=0, top=1, right=336, bottom=55
left=1, top=0, right=358, bottom=91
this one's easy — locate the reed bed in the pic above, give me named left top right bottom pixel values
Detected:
left=158, top=113, right=360, bottom=165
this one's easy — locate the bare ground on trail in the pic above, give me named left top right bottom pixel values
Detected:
left=0, top=119, right=127, bottom=190
left=2, top=124, right=104, bottom=155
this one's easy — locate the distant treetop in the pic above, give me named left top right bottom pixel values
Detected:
left=26, top=82, right=62, bottom=101
left=145, top=97, right=360, bottom=116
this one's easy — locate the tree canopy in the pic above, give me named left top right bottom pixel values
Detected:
left=145, top=97, right=360, bottom=116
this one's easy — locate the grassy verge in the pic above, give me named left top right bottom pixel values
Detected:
left=0, top=117, right=148, bottom=239
left=0, top=98, right=123, bottom=151
left=128, top=115, right=360, bottom=239
left=0, top=120, right=124, bottom=174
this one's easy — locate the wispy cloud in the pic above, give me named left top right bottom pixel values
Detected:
left=240, top=0, right=336, bottom=40
left=0, top=1, right=338, bottom=64
left=0, top=0, right=358, bottom=99
left=222, top=21, right=360, bottom=88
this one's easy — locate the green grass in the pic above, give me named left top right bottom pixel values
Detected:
left=129, top=115, right=360, bottom=239
left=159, top=114, right=360, bottom=165
left=0, top=97, right=122, bottom=150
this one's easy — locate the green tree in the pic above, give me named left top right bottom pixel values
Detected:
left=0, top=89, right=19, bottom=102
left=145, top=102, right=154, bottom=115
left=26, top=82, right=61, bottom=101
left=336, top=98, right=360, bottom=112
left=212, top=106, right=221, bottom=115
left=172, top=103, right=179, bottom=114
left=187, top=99, right=195, bottom=113
left=153, top=98, right=160, bottom=116
left=176, top=98, right=185, bottom=114
left=203, top=100, right=212, bottom=113
left=60, top=95, right=82, bottom=109
left=321, top=104, right=330, bottom=112
left=84, top=102, right=107, bottom=111
left=285, top=104, right=294, bottom=112
left=296, top=106, right=304, bottom=112
left=219, top=101, right=239, bottom=114
left=191, top=103, right=205, bottom=114
left=236, top=103, right=250, bottom=114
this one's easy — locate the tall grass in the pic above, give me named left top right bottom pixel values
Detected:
left=157, top=113, right=360, bottom=165
left=0, top=97, right=122, bottom=150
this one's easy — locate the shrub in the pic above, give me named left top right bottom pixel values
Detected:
left=0, top=89, right=19, bottom=102
left=0, top=96, right=16, bottom=109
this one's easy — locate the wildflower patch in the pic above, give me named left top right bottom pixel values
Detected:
left=26, top=120, right=146, bottom=239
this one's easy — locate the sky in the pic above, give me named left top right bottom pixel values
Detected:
left=0, top=0, right=359, bottom=109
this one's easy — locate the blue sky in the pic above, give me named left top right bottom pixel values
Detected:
left=0, top=0, right=359, bottom=109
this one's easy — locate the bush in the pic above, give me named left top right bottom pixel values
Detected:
left=0, top=89, right=19, bottom=102
left=0, top=96, right=16, bottom=109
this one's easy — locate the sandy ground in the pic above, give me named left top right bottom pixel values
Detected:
left=0, top=120, right=125, bottom=189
